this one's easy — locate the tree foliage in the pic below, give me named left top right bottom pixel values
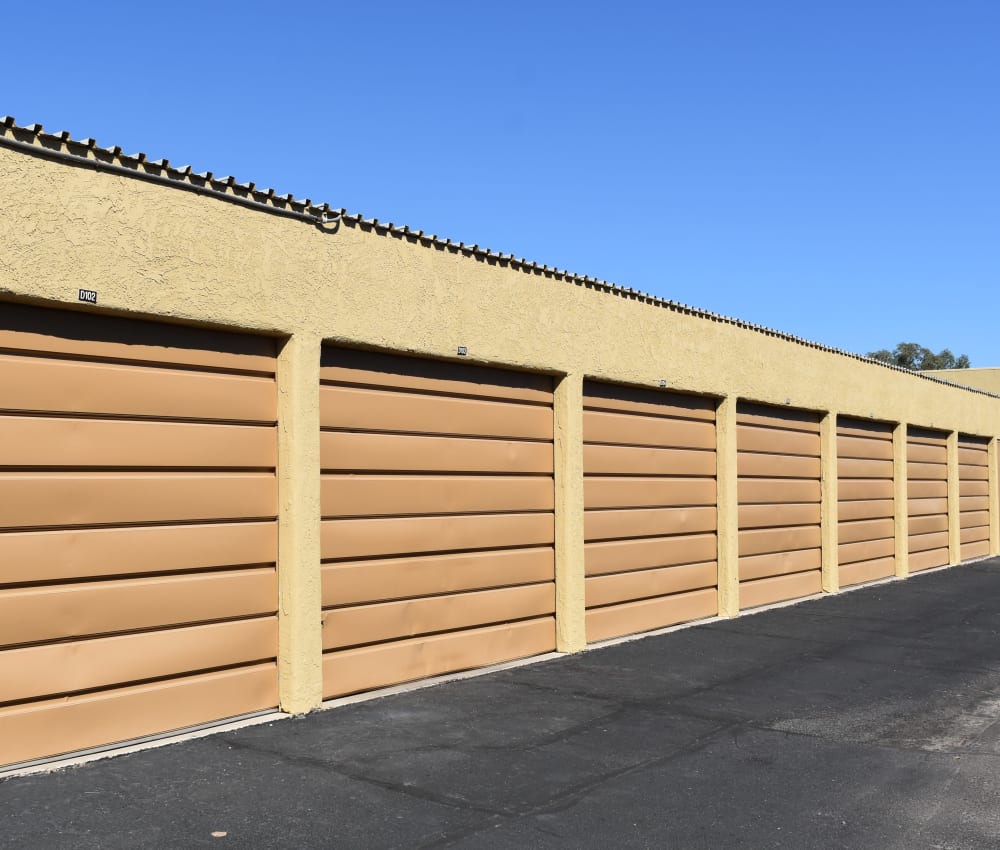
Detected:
left=866, top=342, right=971, bottom=371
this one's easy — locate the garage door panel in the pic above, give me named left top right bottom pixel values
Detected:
left=584, top=534, right=717, bottom=576
left=0, top=417, right=275, bottom=469
left=907, top=480, right=948, bottom=499
left=908, top=461, right=948, bottom=480
left=740, top=571, right=822, bottom=609
left=838, top=457, right=894, bottom=479
left=907, top=442, right=947, bottom=464
left=838, top=517, right=895, bottom=544
left=322, top=474, right=553, bottom=518
left=0, top=569, right=277, bottom=647
left=738, top=525, right=821, bottom=557
left=908, top=514, right=949, bottom=536
left=585, top=588, right=718, bottom=644
left=0, top=522, right=276, bottom=586
left=323, top=618, right=555, bottom=699
left=837, top=434, right=894, bottom=460
left=736, top=424, right=820, bottom=457
left=320, top=384, right=552, bottom=440
left=320, top=349, right=552, bottom=404
left=0, top=302, right=278, bottom=373
left=584, top=506, right=716, bottom=542
left=838, top=537, right=895, bottom=565
left=738, top=548, right=822, bottom=582
left=322, top=584, right=555, bottom=651
left=738, top=502, right=820, bottom=530
left=0, top=617, right=276, bottom=705
left=0, top=664, right=277, bottom=768
left=960, top=510, right=990, bottom=530
left=738, top=478, right=821, bottom=505
left=908, top=497, right=949, bottom=518
left=962, top=540, right=991, bottom=559
left=909, top=531, right=950, bottom=554
left=584, top=477, right=716, bottom=509
left=837, top=499, right=894, bottom=522
left=960, top=495, right=990, bottom=512
left=737, top=453, right=821, bottom=479
left=322, top=548, right=554, bottom=607
left=584, top=562, right=716, bottom=608
left=959, top=464, right=989, bottom=482
left=960, top=480, right=989, bottom=497
left=736, top=405, right=820, bottom=433
left=322, top=513, right=554, bottom=561
left=910, top=547, right=949, bottom=572
left=583, top=444, right=715, bottom=476
left=961, top=525, right=990, bottom=544
left=958, top=447, right=989, bottom=465
left=581, top=383, right=716, bottom=421
left=0, top=473, right=277, bottom=529
left=0, top=353, right=276, bottom=423
left=908, top=428, right=948, bottom=446
left=840, top=557, right=895, bottom=587
left=583, top=410, right=715, bottom=449
left=322, top=432, right=553, bottom=474
left=836, top=478, right=895, bottom=501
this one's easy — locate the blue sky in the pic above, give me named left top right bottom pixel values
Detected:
left=5, top=2, right=998, bottom=364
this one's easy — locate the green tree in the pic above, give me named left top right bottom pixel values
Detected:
left=867, top=342, right=971, bottom=371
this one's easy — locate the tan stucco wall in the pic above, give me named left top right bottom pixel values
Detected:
left=3, top=142, right=999, bottom=715
left=925, top=368, right=1000, bottom=395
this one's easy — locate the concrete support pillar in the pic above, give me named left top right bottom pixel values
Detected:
left=820, top=412, right=839, bottom=594
left=276, top=333, right=324, bottom=713
left=990, top=437, right=1000, bottom=557
left=716, top=395, right=740, bottom=617
left=893, top=423, right=909, bottom=579
left=553, top=372, right=587, bottom=652
left=947, top=431, right=961, bottom=565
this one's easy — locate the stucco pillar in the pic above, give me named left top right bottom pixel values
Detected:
left=893, top=423, right=909, bottom=579
left=820, top=411, right=839, bottom=593
left=553, top=372, right=586, bottom=652
left=947, top=431, right=961, bottom=565
left=276, top=332, right=324, bottom=713
left=990, top=437, right=1000, bottom=557
left=716, top=395, right=740, bottom=617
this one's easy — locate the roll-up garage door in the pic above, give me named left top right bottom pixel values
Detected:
left=737, top=403, right=822, bottom=608
left=958, top=434, right=990, bottom=561
left=837, top=418, right=895, bottom=587
left=319, top=348, right=555, bottom=699
left=582, top=382, right=717, bottom=643
left=0, top=304, right=278, bottom=769
left=907, top=427, right=949, bottom=572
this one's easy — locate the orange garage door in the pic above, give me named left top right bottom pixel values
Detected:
left=582, top=382, right=718, bottom=643
left=958, top=434, right=990, bottom=561
left=737, top=403, right=822, bottom=608
left=319, top=348, right=556, bottom=698
left=907, top=427, right=949, bottom=571
left=0, top=304, right=278, bottom=769
left=837, top=418, right=896, bottom=587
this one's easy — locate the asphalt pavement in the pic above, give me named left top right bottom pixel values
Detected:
left=3, top=560, right=1000, bottom=849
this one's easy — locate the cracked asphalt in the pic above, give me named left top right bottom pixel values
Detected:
left=3, top=560, right=1000, bottom=849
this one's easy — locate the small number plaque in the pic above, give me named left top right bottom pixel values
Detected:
left=79, top=289, right=98, bottom=304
